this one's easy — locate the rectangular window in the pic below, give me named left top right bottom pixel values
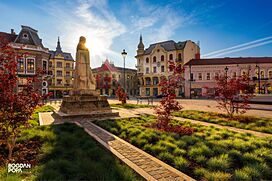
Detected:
left=215, top=72, right=219, bottom=79
left=66, top=71, right=70, bottom=76
left=153, top=67, right=157, bottom=73
left=17, top=58, right=24, bottom=72
left=27, top=58, right=35, bottom=73
left=145, top=88, right=150, bottom=96
left=206, top=73, right=210, bottom=80
left=233, top=72, right=237, bottom=78
left=146, top=67, right=149, bottom=74
left=43, top=60, right=47, bottom=72
left=198, top=73, right=202, bottom=80
left=66, top=63, right=70, bottom=68
left=57, top=62, right=62, bottom=68
left=57, top=79, right=62, bottom=85
left=190, top=73, right=193, bottom=80
left=57, top=70, right=62, bottom=77
left=161, top=65, right=164, bottom=72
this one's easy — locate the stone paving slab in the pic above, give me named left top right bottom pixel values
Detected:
left=75, top=119, right=195, bottom=181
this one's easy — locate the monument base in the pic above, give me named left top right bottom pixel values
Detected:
left=55, top=94, right=119, bottom=119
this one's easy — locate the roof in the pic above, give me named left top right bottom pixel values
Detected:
left=14, top=25, right=45, bottom=48
left=144, top=40, right=187, bottom=55
left=185, top=57, right=272, bottom=66
left=0, top=32, right=17, bottom=47
left=49, top=37, right=74, bottom=61
left=49, top=50, right=74, bottom=61
left=92, top=59, right=136, bottom=72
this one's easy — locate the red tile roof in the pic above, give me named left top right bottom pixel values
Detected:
left=0, top=32, right=17, bottom=43
left=185, top=57, right=272, bottom=66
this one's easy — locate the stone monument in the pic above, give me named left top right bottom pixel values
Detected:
left=56, top=36, right=118, bottom=118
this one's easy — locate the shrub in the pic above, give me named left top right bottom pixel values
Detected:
left=188, top=144, right=212, bottom=159
left=205, top=171, right=232, bottom=181
left=158, top=152, right=175, bottom=165
left=242, top=152, right=263, bottom=165
left=173, top=148, right=186, bottom=156
left=195, top=155, right=207, bottom=165
left=158, top=140, right=177, bottom=152
left=149, top=144, right=167, bottom=155
left=207, top=154, right=231, bottom=171
left=233, top=166, right=260, bottom=180
left=174, top=156, right=190, bottom=173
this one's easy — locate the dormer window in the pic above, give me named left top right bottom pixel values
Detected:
left=22, top=33, right=29, bottom=39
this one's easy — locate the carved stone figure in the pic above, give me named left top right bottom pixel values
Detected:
left=73, top=36, right=96, bottom=93
left=57, top=36, right=118, bottom=118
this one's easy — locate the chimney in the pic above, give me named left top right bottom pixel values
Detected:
left=195, top=53, right=200, bottom=59
left=11, top=29, right=15, bottom=35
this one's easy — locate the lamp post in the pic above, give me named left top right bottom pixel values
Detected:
left=121, top=49, right=127, bottom=92
left=256, top=64, right=261, bottom=94
left=225, top=66, right=229, bottom=78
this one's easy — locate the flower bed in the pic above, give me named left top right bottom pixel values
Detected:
left=95, top=116, right=272, bottom=180
left=173, top=110, right=272, bottom=134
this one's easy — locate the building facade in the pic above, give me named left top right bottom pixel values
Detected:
left=184, top=57, right=272, bottom=98
left=135, top=35, right=200, bottom=97
left=0, top=26, right=50, bottom=95
left=92, top=59, right=138, bottom=97
left=48, top=38, right=74, bottom=98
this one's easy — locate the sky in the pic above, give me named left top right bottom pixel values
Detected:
left=0, top=0, right=272, bottom=69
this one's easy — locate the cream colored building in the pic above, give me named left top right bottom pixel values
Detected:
left=48, top=38, right=74, bottom=98
left=135, top=35, right=200, bottom=97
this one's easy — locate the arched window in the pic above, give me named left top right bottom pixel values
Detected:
left=153, top=56, right=156, bottom=63
left=169, top=54, right=173, bottom=60
left=161, top=55, right=164, bottom=61
left=146, top=57, right=149, bottom=63
left=178, top=53, right=182, bottom=61
left=269, top=71, right=272, bottom=79
left=260, top=71, right=265, bottom=79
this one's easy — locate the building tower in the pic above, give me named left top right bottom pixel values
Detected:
left=137, top=34, right=144, bottom=56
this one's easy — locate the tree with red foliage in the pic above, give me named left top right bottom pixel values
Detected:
left=0, top=41, right=44, bottom=161
left=212, top=75, right=255, bottom=117
left=116, top=85, right=127, bottom=104
left=155, top=61, right=184, bottom=128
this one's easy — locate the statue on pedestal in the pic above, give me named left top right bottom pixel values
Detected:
left=56, top=36, right=118, bottom=118
left=72, top=36, right=96, bottom=94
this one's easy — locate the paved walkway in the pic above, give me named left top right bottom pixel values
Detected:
left=75, top=119, right=195, bottom=181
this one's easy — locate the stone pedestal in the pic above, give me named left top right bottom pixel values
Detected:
left=55, top=91, right=119, bottom=118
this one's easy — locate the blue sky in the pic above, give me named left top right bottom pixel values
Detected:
left=0, top=0, right=272, bottom=68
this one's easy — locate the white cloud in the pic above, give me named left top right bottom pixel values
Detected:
left=40, top=0, right=126, bottom=68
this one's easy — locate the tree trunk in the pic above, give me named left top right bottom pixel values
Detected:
left=7, top=136, right=16, bottom=161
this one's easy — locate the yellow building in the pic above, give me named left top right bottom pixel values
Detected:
left=135, top=35, right=200, bottom=97
left=48, top=37, right=74, bottom=98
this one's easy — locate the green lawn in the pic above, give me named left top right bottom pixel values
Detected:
left=173, top=110, right=272, bottom=134
left=110, top=103, right=153, bottom=109
left=94, top=116, right=272, bottom=181
left=0, top=124, right=143, bottom=181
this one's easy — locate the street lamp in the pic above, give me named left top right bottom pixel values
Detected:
left=256, top=64, right=261, bottom=94
left=121, top=49, right=127, bottom=92
left=224, top=66, right=229, bottom=78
